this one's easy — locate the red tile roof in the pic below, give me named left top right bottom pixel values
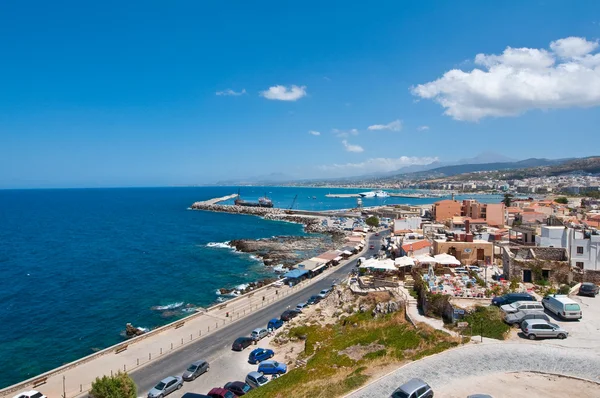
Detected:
left=402, top=240, right=432, bottom=253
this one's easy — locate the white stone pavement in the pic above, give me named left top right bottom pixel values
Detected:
left=348, top=342, right=600, bottom=397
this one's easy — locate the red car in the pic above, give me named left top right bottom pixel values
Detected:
left=375, top=232, right=379, bottom=236
left=369, top=245, right=375, bottom=250
left=207, top=387, right=236, bottom=398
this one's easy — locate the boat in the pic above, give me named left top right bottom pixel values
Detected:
left=234, top=190, right=274, bottom=208
left=359, top=190, right=389, bottom=198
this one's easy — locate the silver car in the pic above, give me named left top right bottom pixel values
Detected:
left=147, top=376, right=183, bottom=398
left=251, top=328, right=268, bottom=341
left=500, top=301, right=544, bottom=314
left=504, top=310, right=550, bottom=326
left=390, top=378, right=433, bottom=398
left=182, top=360, right=209, bottom=381
left=245, top=371, right=270, bottom=389
left=521, top=319, right=568, bottom=340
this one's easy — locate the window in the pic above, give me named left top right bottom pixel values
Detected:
left=576, top=262, right=584, bottom=269
left=577, top=246, right=584, bottom=254
left=417, top=386, right=429, bottom=397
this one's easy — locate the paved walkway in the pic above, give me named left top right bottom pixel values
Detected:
left=1, top=242, right=368, bottom=398
left=399, top=286, right=459, bottom=337
left=348, top=342, right=600, bottom=397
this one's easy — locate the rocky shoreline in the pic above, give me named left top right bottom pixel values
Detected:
left=194, top=203, right=351, bottom=298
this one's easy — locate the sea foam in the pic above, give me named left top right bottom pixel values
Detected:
left=151, top=302, right=184, bottom=311
left=206, top=241, right=232, bottom=249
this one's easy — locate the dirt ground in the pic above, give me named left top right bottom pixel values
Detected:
left=436, top=371, right=600, bottom=398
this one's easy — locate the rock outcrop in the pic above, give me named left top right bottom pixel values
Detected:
left=372, top=300, right=401, bottom=318
left=124, top=323, right=146, bottom=338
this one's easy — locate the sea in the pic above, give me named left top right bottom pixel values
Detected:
left=0, top=186, right=501, bottom=388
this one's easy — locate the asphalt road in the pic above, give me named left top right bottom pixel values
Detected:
left=132, top=230, right=388, bottom=394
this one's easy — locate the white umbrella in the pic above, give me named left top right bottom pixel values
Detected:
left=434, top=253, right=461, bottom=266
left=415, top=254, right=438, bottom=264
left=395, top=257, right=415, bottom=267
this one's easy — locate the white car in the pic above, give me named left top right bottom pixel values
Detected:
left=12, top=391, right=46, bottom=398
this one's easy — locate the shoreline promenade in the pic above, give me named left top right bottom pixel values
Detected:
left=0, top=241, right=369, bottom=398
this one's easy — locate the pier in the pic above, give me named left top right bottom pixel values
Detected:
left=325, top=193, right=361, bottom=198
left=191, top=193, right=238, bottom=206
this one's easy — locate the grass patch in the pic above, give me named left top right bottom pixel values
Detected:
left=247, top=311, right=457, bottom=398
left=452, top=305, right=510, bottom=340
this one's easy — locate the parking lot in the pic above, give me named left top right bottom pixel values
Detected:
left=507, top=293, right=600, bottom=350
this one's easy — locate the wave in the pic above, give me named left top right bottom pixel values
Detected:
left=272, top=264, right=286, bottom=273
left=206, top=241, right=232, bottom=249
left=151, top=302, right=184, bottom=311
left=236, top=283, right=249, bottom=291
left=181, top=307, right=197, bottom=313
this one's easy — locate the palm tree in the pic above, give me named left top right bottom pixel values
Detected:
left=502, top=193, right=513, bottom=207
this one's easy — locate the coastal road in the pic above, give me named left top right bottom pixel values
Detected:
left=132, top=231, right=388, bottom=395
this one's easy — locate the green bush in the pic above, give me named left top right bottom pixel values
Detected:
left=90, top=372, right=136, bottom=398
left=458, top=306, right=510, bottom=340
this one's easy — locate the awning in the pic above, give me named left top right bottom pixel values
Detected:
left=311, top=263, right=327, bottom=273
left=395, top=257, right=415, bottom=267
left=434, top=253, right=461, bottom=265
left=284, top=269, right=309, bottom=279
left=415, top=254, right=438, bottom=264
left=334, top=256, right=343, bottom=262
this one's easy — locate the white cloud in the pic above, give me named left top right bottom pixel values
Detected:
left=319, top=156, right=439, bottom=173
left=308, top=130, right=321, bottom=136
left=550, top=37, right=599, bottom=58
left=367, top=119, right=403, bottom=131
left=342, top=140, right=364, bottom=153
left=411, top=36, right=600, bottom=121
left=216, top=89, right=246, bottom=96
left=333, top=128, right=359, bottom=138
left=417, top=125, right=430, bottom=131
left=260, top=85, right=307, bottom=101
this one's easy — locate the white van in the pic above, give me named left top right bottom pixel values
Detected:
left=542, top=295, right=582, bottom=320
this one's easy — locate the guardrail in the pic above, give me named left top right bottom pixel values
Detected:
left=0, top=241, right=368, bottom=398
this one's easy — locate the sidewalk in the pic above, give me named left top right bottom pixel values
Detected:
left=398, top=286, right=459, bottom=337
left=1, top=242, right=367, bottom=398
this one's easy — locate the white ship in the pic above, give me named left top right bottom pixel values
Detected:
left=359, top=190, right=389, bottom=198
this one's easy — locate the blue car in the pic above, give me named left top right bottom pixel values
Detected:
left=267, top=318, right=284, bottom=330
left=258, top=360, right=287, bottom=375
left=248, top=348, right=274, bottom=364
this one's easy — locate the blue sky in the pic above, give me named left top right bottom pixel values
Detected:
left=1, top=0, right=600, bottom=188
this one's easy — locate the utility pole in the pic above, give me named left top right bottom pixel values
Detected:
left=62, top=375, right=66, bottom=398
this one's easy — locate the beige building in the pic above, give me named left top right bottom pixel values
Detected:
left=433, top=239, right=494, bottom=265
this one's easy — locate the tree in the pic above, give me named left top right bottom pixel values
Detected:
left=554, top=197, right=568, bottom=204
left=502, top=193, right=513, bottom=207
left=90, top=372, right=137, bottom=398
left=365, top=216, right=380, bottom=228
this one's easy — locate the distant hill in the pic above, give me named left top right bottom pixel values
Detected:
left=388, top=158, right=562, bottom=180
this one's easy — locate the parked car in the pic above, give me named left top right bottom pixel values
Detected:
left=248, top=348, right=274, bottom=364
left=318, top=288, right=332, bottom=299
left=280, top=309, right=300, bottom=321
left=390, top=378, right=433, bottom=398
left=267, top=318, right=284, bottom=330
left=182, top=360, right=210, bottom=381
left=258, top=360, right=288, bottom=375
left=147, top=376, right=183, bottom=398
left=251, top=327, right=268, bottom=341
left=245, top=371, right=270, bottom=389
left=295, top=302, right=308, bottom=312
left=578, top=282, right=600, bottom=297
left=521, top=319, right=569, bottom=340
left=12, top=391, right=46, bottom=398
left=500, top=301, right=544, bottom=314
left=542, top=295, right=582, bottom=320
left=491, top=292, right=536, bottom=306
left=207, top=387, right=236, bottom=398
left=307, top=295, right=322, bottom=305
left=504, top=310, right=550, bottom=326
left=232, top=337, right=254, bottom=351
left=181, top=394, right=210, bottom=398
left=224, top=381, right=252, bottom=396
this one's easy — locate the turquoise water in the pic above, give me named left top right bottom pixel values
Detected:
left=0, top=186, right=501, bottom=388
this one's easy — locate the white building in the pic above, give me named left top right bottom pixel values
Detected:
left=536, top=226, right=600, bottom=271
left=536, top=226, right=571, bottom=249
left=571, top=230, right=600, bottom=271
